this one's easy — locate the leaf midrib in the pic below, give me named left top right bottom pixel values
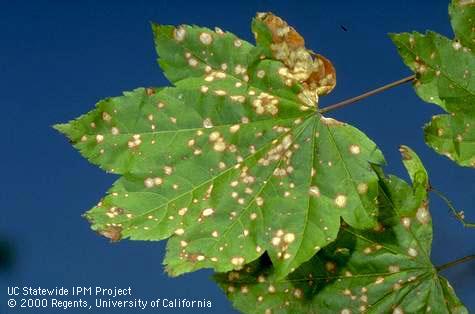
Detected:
left=283, top=116, right=318, bottom=270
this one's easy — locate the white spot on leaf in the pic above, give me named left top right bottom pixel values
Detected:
left=349, top=144, right=361, bottom=155
left=199, top=32, right=213, bottom=45
left=174, top=27, right=186, bottom=42
left=334, top=194, right=347, bottom=208
left=202, top=208, right=215, bottom=217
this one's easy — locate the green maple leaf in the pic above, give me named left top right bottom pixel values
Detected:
left=391, top=0, right=475, bottom=168
left=55, top=13, right=385, bottom=277
left=214, top=147, right=468, bottom=314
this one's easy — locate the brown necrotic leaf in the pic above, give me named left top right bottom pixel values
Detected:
left=55, top=13, right=384, bottom=278
left=253, top=13, right=337, bottom=104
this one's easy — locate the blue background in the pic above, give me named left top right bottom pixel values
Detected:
left=1, top=0, right=474, bottom=313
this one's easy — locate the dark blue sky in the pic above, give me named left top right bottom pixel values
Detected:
left=1, top=0, right=474, bottom=313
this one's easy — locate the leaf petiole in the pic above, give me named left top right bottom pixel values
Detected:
left=319, top=74, right=416, bottom=114
left=436, top=254, right=475, bottom=272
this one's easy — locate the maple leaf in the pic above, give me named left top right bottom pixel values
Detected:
left=214, top=146, right=468, bottom=314
left=391, top=0, right=475, bottom=167
left=55, top=13, right=384, bottom=277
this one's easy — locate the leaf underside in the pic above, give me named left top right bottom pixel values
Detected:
left=55, top=13, right=386, bottom=278
left=391, top=0, right=475, bottom=168
left=214, top=149, right=468, bottom=314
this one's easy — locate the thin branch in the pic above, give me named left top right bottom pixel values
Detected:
left=319, top=74, right=416, bottom=114
left=436, top=254, right=475, bottom=272
left=430, top=187, right=475, bottom=228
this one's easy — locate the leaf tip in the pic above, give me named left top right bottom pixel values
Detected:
left=163, top=264, right=181, bottom=278
left=399, top=145, right=429, bottom=190
left=52, top=123, right=69, bottom=134
left=388, top=32, right=397, bottom=39
left=98, top=225, right=123, bottom=243
left=150, top=21, right=161, bottom=34
left=398, top=145, right=412, bottom=160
